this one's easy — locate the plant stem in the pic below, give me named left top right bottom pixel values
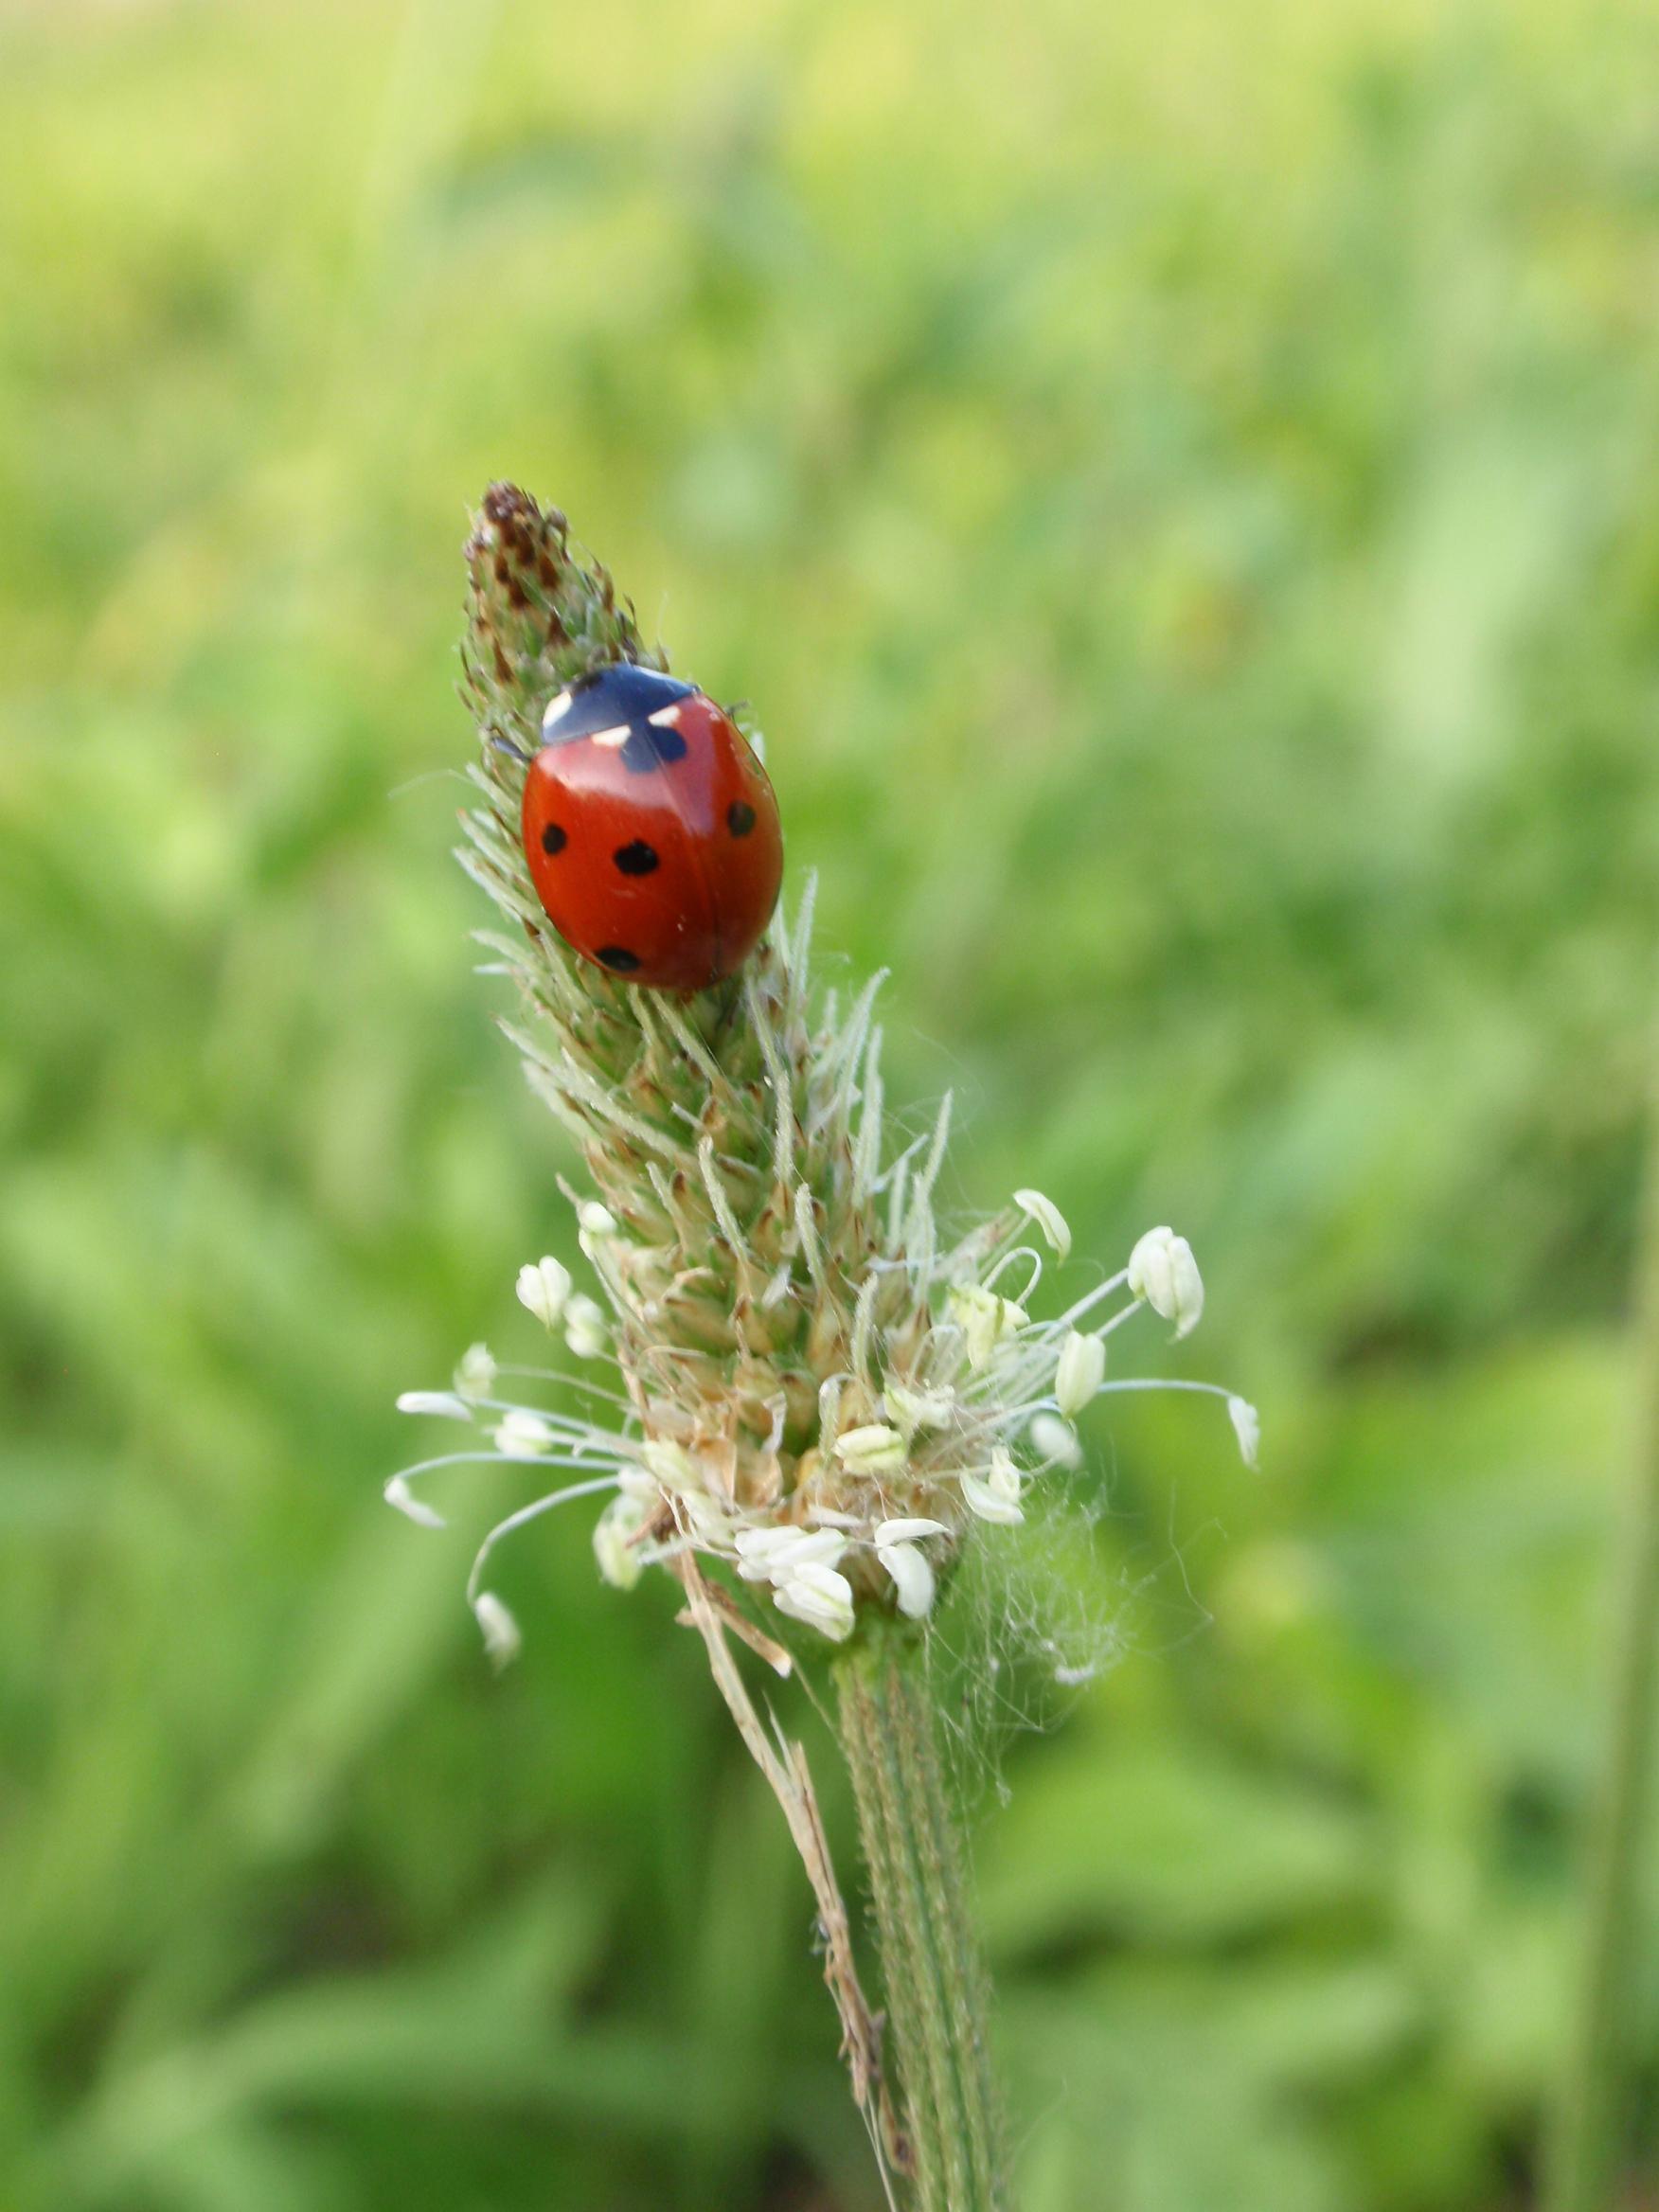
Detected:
left=834, top=1622, right=1008, bottom=2212
left=1543, top=1011, right=1659, bottom=2212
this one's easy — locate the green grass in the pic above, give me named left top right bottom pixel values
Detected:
left=2, top=0, right=1656, bottom=2205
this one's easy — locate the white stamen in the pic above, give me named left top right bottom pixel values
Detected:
left=594, top=1492, right=648, bottom=1589
left=735, top=1525, right=848, bottom=1582
left=773, top=1561, right=856, bottom=1641
left=1055, top=1329, right=1106, bottom=1416
left=493, top=1409, right=557, bottom=1459
left=384, top=1473, right=447, bottom=1529
left=563, top=1293, right=608, bottom=1361
left=454, top=1343, right=496, bottom=1398
left=961, top=1448, right=1025, bottom=1525
left=1227, top=1396, right=1261, bottom=1471
left=885, top=1381, right=955, bottom=1436
left=396, top=1390, right=473, bottom=1421
left=472, top=1590, right=522, bottom=1668
left=516, top=1256, right=572, bottom=1330
left=1029, top=1411, right=1082, bottom=1469
left=833, top=1422, right=907, bottom=1474
left=1127, top=1226, right=1204, bottom=1339
left=1014, top=1188, right=1072, bottom=1261
left=873, top=1517, right=950, bottom=1547
left=947, top=1283, right=1027, bottom=1369
left=879, top=1541, right=937, bottom=1620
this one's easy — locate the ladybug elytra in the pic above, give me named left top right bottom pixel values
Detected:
left=521, top=662, right=783, bottom=992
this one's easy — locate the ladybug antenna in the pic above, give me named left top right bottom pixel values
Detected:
left=489, top=731, right=531, bottom=764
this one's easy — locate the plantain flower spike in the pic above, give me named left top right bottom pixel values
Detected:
left=386, top=485, right=1255, bottom=1663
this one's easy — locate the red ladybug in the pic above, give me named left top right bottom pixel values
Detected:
left=520, top=663, right=783, bottom=991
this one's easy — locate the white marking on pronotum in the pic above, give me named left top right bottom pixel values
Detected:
left=542, top=690, right=573, bottom=726
left=591, top=723, right=632, bottom=749
left=647, top=704, right=683, bottom=727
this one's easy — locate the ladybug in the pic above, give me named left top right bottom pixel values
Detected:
left=520, top=662, right=784, bottom=991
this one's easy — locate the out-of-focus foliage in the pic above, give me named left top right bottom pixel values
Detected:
left=2, top=0, right=1655, bottom=2206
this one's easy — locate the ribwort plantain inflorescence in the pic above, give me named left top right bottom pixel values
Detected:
left=384, top=485, right=1258, bottom=2208
left=388, top=486, right=1257, bottom=1665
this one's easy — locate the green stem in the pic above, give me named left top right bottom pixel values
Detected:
left=834, top=1623, right=1008, bottom=2212
left=1543, top=1015, right=1659, bottom=2212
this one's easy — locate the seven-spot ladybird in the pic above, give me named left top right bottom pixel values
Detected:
left=521, top=663, right=784, bottom=991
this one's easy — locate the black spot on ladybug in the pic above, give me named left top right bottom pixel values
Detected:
left=619, top=723, right=688, bottom=774
left=541, top=821, right=567, bottom=855
left=727, top=800, right=757, bottom=837
left=614, top=839, right=659, bottom=876
left=597, top=945, right=642, bottom=973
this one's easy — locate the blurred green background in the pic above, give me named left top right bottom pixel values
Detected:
left=3, top=0, right=1657, bottom=2205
